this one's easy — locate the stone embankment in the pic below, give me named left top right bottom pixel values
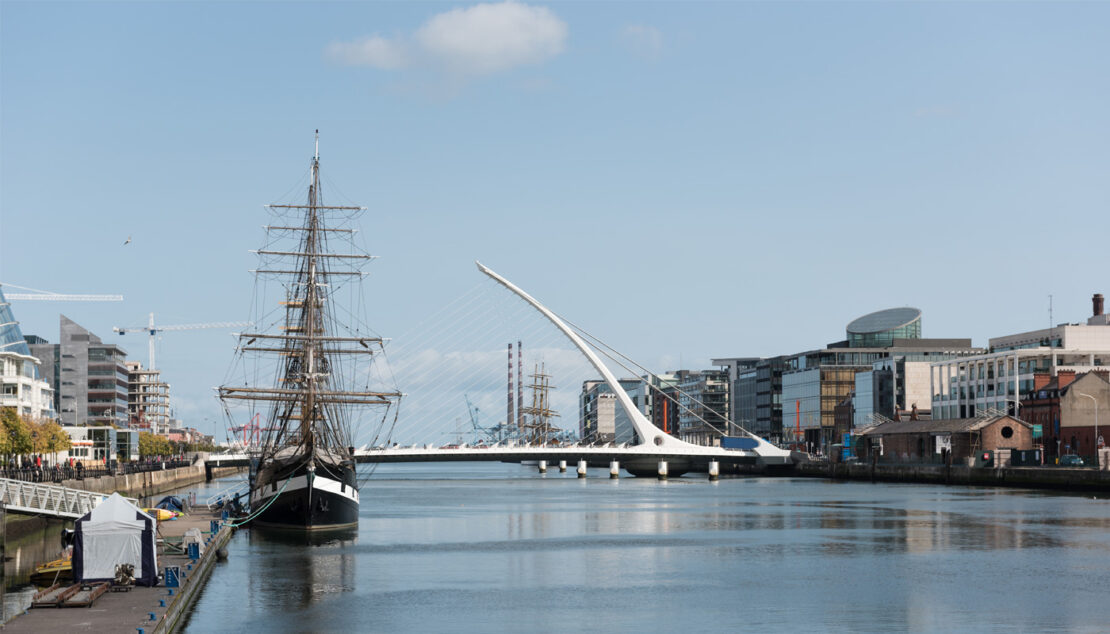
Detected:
left=795, top=461, right=1110, bottom=492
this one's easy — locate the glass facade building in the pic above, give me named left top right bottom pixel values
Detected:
left=846, top=307, right=922, bottom=348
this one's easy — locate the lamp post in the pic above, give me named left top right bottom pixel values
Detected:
left=1077, top=392, right=1099, bottom=469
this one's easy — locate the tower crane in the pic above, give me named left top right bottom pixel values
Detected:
left=113, top=312, right=250, bottom=370
left=0, top=282, right=123, bottom=301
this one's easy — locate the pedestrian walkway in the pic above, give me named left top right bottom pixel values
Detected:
left=0, top=477, right=137, bottom=519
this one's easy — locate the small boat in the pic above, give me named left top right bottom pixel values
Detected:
left=30, top=555, right=73, bottom=586
left=144, top=507, right=182, bottom=521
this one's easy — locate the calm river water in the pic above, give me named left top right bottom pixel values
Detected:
left=177, top=463, right=1110, bottom=633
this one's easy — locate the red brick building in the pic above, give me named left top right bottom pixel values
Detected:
left=1023, top=371, right=1110, bottom=462
left=857, top=415, right=1033, bottom=465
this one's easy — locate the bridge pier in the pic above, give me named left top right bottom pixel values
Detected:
left=538, top=460, right=547, bottom=474
left=657, top=461, right=668, bottom=480
left=558, top=460, right=567, bottom=473
left=610, top=461, right=620, bottom=479
left=708, top=460, right=719, bottom=481
left=577, top=460, right=587, bottom=478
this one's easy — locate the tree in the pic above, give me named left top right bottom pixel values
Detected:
left=28, top=418, right=72, bottom=456
left=0, top=407, right=33, bottom=458
left=139, top=431, right=173, bottom=457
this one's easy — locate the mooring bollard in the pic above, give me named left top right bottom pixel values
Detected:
left=159, top=599, right=166, bottom=607
left=149, top=612, right=157, bottom=621
left=610, top=461, right=620, bottom=479
left=657, top=460, right=669, bottom=480
left=558, top=460, right=567, bottom=473
left=538, top=460, right=547, bottom=474
left=708, top=460, right=720, bottom=481
left=577, top=459, right=587, bottom=478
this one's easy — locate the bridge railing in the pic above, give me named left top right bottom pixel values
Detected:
left=0, top=478, right=138, bottom=519
left=0, top=459, right=194, bottom=485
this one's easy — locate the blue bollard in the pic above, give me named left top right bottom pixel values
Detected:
left=159, top=599, right=166, bottom=607
left=137, top=629, right=145, bottom=634
left=149, top=612, right=156, bottom=621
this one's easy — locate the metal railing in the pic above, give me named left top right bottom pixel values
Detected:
left=0, top=459, right=194, bottom=485
left=0, top=478, right=139, bottom=519
left=206, top=479, right=250, bottom=509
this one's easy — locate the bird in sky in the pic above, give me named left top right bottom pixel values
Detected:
left=123, top=235, right=132, bottom=245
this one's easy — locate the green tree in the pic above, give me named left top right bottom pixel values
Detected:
left=139, top=431, right=173, bottom=457
left=0, top=407, right=33, bottom=458
left=39, top=419, right=72, bottom=455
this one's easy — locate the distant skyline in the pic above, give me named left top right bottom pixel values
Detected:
left=2, top=1, right=1107, bottom=436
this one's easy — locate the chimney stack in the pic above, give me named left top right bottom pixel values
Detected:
left=1094, top=293, right=1105, bottom=317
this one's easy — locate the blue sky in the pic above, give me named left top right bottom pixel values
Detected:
left=2, top=1, right=1108, bottom=436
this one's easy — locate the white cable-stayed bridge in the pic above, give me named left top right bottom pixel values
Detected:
left=216, top=263, right=796, bottom=478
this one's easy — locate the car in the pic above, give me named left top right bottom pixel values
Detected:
left=1059, top=455, right=1085, bottom=467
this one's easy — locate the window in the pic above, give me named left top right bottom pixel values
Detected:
left=1001, top=426, right=1014, bottom=439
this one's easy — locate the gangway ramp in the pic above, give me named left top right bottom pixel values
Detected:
left=0, top=477, right=137, bottom=519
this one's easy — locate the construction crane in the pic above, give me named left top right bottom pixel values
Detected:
left=465, top=394, right=514, bottom=444
left=0, top=282, right=123, bottom=302
left=114, top=312, right=249, bottom=370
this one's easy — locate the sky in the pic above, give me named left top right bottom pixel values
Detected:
left=1, top=1, right=1108, bottom=438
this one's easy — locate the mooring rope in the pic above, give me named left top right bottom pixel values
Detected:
left=220, top=476, right=292, bottom=528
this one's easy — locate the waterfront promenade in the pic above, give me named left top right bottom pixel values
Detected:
left=3, top=504, right=233, bottom=633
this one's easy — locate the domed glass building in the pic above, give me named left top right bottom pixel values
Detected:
left=846, top=307, right=922, bottom=348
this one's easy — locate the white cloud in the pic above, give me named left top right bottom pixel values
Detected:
left=326, top=35, right=411, bottom=70
left=619, top=24, right=662, bottom=60
left=328, top=2, right=567, bottom=77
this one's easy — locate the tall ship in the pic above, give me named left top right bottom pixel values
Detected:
left=219, top=132, right=401, bottom=530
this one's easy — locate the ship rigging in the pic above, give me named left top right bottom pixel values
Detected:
left=219, top=132, right=401, bottom=530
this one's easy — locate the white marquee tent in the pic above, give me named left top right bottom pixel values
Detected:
left=73, top=492, right=158, bottom=586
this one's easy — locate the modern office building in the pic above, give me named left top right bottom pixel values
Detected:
left=780, top=307, right=979, bottom=453
left=847, top=307, right=922, bottom=348
left=930, top=294, right=1110, bottom=420
left=711, top=357, right=760, bottom=433
left=29, top=315, right=130, bottom=427
left=644, top=372, right=682, bottom=437
left=676, top=369, right=729, bottom=445
left=720, top=356, right=790, bottom=442
left=579, top=378, right=645, bottom=444
left=0, top=287, right=56, bottom=420
left=126, top=360, right=171, bottom=435
left=853, top=341, right=982, bottom=427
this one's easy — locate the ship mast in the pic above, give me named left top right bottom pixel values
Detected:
left=303, top=128, right=321, bottom=459
left=219, top=131, right=401, bottom=462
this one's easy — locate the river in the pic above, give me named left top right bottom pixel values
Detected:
left=175, top=463, right=1110, bottom=632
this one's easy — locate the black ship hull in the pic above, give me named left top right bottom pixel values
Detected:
left=251, top=460, right=360, bottom=531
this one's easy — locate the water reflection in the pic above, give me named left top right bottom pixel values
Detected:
left=2, top=519, right=69, bottom=624
left=183, top=466, right=1110, bottom=633
left=247, top=529, right=357, bottom=610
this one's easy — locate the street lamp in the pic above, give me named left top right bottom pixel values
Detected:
left=1077, top=392, right=1099, bottom=469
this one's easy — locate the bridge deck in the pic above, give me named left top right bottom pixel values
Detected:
left=0, top=478, right=137, bottom=519
left=208, top=444, right=791, bottom=469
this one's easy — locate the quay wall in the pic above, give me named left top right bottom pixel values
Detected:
left=58, top=464, right=209, bottom=499
left=56, top=462, right=245, bottom=500
left=155, top=521, right=234, bottom=633
left=793, top=462, right=1110, bottom=492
